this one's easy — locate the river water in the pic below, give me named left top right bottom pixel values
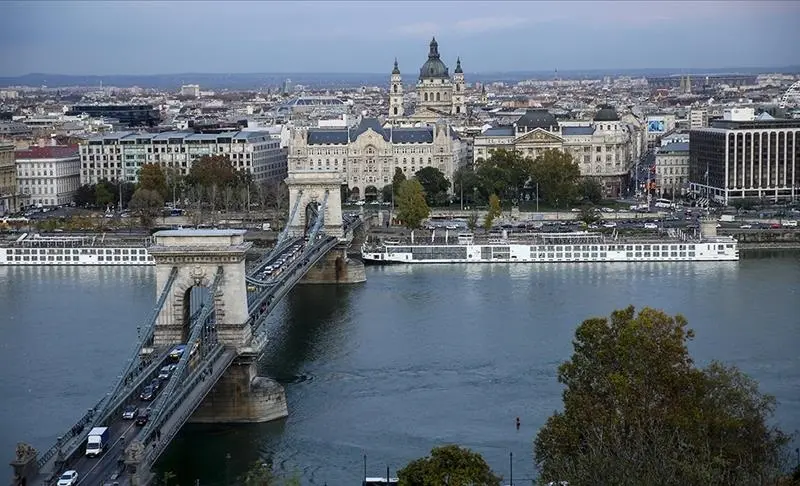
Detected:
left=1, top=253, right=798, bottom=485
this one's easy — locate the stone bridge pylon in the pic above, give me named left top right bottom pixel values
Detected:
left=285, top=170, right=366, bottom=284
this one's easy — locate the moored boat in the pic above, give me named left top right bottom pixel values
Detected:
left=0, top=233, right=154, bottom=266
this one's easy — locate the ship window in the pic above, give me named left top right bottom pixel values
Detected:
left=644, top=252, right=650, bottom=257
left=671, top=251, right=678, bottom=257
left=565, top=253, right=571, bottom=258
left=98, top=256, right=104, bottom=261
left=626, top=252, right=633, bottom=258
left=680, top=252, right=686, bottom=257
left=689, top=252, right=695, bottom=257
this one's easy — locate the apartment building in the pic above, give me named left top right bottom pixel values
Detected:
left=689, top=108, right=800, bottom=204
left=655, top=142, right=689, bottom=198
left=15, top=145, right=81, bottom=207
left=80, top=131, right=287, bottom=186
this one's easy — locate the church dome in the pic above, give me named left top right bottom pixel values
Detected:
left=517, top=109, right=558, bottom=131
left=419, top=37, right=450, bottom=80
left=594, top=104, right=620, bottom=122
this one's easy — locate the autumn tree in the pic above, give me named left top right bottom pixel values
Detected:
left=395, top=178, right=429, bottom=230
left=137, top=163, right=168, bottom=199
left=397, top=445, right=502, bottom=486
left=186, top=154, right=240, bottom=188
left=94, top=181, right=115, bottom=208
left=415, top=166, right=451, bottom=206
left=534, top=306, right=790, bottom=486
left=529, top=149, right=581, bottom=207
left=128, top=188, right=165, bottom=228
left=484, top=193, right=502, bottom=230
left=453, top=163, right=481, bottom=205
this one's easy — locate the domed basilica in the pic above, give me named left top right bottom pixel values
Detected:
left=389, top=37, right=466, bottom=122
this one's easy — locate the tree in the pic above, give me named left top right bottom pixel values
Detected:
left=397, top=445, right=502, bottom=486
left=466, top=212, right=478, bottom=232
left=453, top=164, right=482, bottom=206
left=138, top=163, right=168, bottom=199
left=484, top=193, right=501, bottom=230
left=578, top=177, right=603, bottom=205
left=128, top=188, right=165, bottom=228
left=381, top=184, right=394, bottom=203
left=241, top=460, right=301, bottom=486
left=395, top=179, right=429, bottom=230
left=530, top=149, right=581, bottom=207
left=186, top=154, right=240, bottom=188
left=534, top=305, right=790, bottom=486
left=74, top=184, right=95, bottom=207
left=94, top=181, right=115, bottom=208
left=415, top=166, right=451, bottom=206
left=577, top=205, right=601, bottom=225
left=475, top=149, right=532, bottom=205
left=393, top=167, right=407, bottom=197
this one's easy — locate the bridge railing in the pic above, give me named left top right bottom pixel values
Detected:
left=91, top=267, right=179, bottom=426
left=138, top=345, right=235, bottom=469
left=35, top=396, right=105, bottom=469
left=137, top=268, right=224, bottom=442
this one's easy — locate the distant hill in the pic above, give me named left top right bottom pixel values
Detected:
left=1, top=66, right=798, bottom=90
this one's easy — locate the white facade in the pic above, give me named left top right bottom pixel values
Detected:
left=689, top=109, right=708, bottom=129
left=80, top=131, right=287, bottom=185
left=180, top=84, right=200, bottom=98
left=655, top=142, right=690, bottom=197
left=288, top=118, right=467, bottom=200
left=473, top=107, right=642, bottom=197
left=15, top=146, right=81, bottom=207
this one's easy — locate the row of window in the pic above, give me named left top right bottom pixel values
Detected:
left=8, top=248, right=148, bottom=254
left=6, top=254, right=152, bottom=262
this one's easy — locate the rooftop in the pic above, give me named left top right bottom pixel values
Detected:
left=15, top=145, right=80, bottom=159
left=660, top=141, right=690, bottom=153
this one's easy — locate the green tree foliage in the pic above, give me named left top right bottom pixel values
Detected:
left=466, top=212, right=478, bottom=232
left=138, top=163, right=168, bottom=199
left=396, top=179, right=430, bottom=230
left=95, top=182, right=115, bottom=208
left=578, top=177, right=603, bottom=205
left=381, top=184, right=394, bottom=203
left=475, top=149, right=531, bottom=204
left=484, top=193, right=501, bottom=230
left=397, top=444, right=502, bottom=486
left=534, top=305, right=790, bottom=486
left=415, top=166, right=451, bottom=206
left=453, top=163, right=482, bottom=205
left=530, top=149, right=581, bottom=207
left=577, top=205, right=601, bottom=225
left=128, top=188, right=165, bottom=228
left=74, top=184, right=95, bottom=207
left=393, top=167, right=407, bottom=196
left=241, top=461, right=301, bottom=486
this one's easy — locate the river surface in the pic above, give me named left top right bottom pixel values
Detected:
left=1, top=253, right=799, bottom=485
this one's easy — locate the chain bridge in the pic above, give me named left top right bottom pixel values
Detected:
left=10, top=171, right=366, bottom=486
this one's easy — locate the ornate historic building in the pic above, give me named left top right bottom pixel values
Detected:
left=288, top=118, right=468, bottom=201
left=473, top=106, right=641, bottom=197
left=389, top=38, right=466, bottom=122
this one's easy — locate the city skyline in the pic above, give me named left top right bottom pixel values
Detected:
left=1, top=0, right=799, bottom=77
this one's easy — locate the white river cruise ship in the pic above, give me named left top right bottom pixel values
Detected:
left=361, top=227, right=739, bottom=265
left=0, top=233, right=154, bottom=266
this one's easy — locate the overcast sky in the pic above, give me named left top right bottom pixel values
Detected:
left=0, top=0, right=798, bottom=76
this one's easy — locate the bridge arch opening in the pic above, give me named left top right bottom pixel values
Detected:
left=181, top=285, right=214, bottom=343
left=305, top=201, right=320, bottom=235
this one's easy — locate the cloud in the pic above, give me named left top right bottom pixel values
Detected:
left=452, top=16, right=529, bottom=33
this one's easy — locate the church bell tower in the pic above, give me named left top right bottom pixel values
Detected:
left=389, top=58, right=404, bottom=118
left=452, top=57, right=466, bottom=115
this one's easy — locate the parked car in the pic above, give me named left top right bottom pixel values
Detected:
left=57, top=470, right=79, bottom=486
left=122, top=404, right=139, bottom=420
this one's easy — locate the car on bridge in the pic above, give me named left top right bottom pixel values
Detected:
left=122, top=404, right=139, bottom=420
left=158, top=364, right=177, bottom=380
left=169, top=344, right=187, bottom=360
left=139, top=385, right=156, bottom=401
left=57, top=470, right=79, bottom=486
left=135, top=408, right=151, bottom=426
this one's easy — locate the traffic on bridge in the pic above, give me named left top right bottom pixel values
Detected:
left=12, top=179, right=365, bottom=486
